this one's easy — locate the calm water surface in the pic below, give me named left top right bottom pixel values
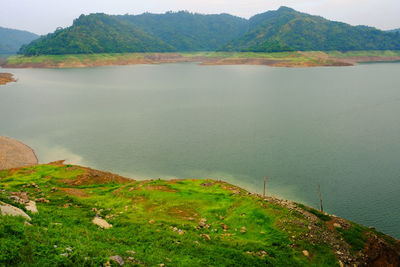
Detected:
left=1, top=63, right=399, bottom=238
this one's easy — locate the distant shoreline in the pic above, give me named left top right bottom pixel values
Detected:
left=2, top=51, right=400, bottom=69
left=0, top=136, right=38, bottom=170
left=0, top=73, right=16, bottom=85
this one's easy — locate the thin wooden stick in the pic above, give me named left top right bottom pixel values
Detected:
left=263, top=177, right=267, bottom=197
left=318, top=184, right=323, bottom=212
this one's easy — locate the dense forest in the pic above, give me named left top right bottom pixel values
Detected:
left=0, top=27, right=38, bottom=54
left=19, top=7, right=400, bottom=55
left=222, top=7, right=400, bottom=52
left=20, top=14, right=174, bottom=55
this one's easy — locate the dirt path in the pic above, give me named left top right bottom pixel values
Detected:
left=0, top=136, right=38, bottom=170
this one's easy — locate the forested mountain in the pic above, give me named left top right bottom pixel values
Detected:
left=0, top=27, right=38, bottom=54
left=21, top=14, right=174, bottom=55
left=222, top=7, right=400, bottom=52
left=19, top=7, right=400, bottom=55
left=387, top=28, right=400, bottom=33
left=117, top=11, right=247, bottom=51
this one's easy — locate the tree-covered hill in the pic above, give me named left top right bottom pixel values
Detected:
left=0, top=27, right=38, bottom=54
left=221, top=7, right=400, bottom=52
left=387, top=28, right=400, bottom=33
left=117, top=11, right=248, bottom=51
left=20, top=14, right=175, bottom=56
left=19, top=7, right=400, bottom=55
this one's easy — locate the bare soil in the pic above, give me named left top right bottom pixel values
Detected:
left=0, top=73, right=16, bottom=85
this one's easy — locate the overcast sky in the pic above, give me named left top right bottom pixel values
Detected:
left=1, top=0, right=399, bottom=35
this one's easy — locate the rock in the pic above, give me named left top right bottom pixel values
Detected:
left=92, top=217, right=112, bottom=229
left=201, top=234, right=211, bottom=240
left=198, top=218, right=207, bottom=228
left=109, top=255, right=124, bottom=266
left=25, top=201, right=38, bottom=213
left=333, top=223, right=342, bottom=228
left=302, top=250, right=309, bottom=257
left=0, top=201, right=31, bottom=220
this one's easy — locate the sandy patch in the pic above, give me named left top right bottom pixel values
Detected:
left=0, top=136, right=38, bottom=170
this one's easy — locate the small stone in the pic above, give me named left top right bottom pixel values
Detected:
left=36, top=198, right=49, bottom=203
left=333, top=223, right=342, bottom=228
left=92, top=217, right=112, bottom=229
left=302, top=250, right=309, bottom=257
left=221, top=223, right=229, bottom=230
left=60, top=253, right=68, bottom=257
left=109, top=255, right=124, bottom=266
left=66, top=247, right=72, bottom=252
left=25, top=201, right=38, bottom=213
left=201, top=234, right=211, bottom=240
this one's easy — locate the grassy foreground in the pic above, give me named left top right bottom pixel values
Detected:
left=3, top=51, right=400, bottom=69
left=0, top=162, right=399, bottom=266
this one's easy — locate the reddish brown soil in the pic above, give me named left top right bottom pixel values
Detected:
left=167, top=206, right=198, bottom=220
left=58, top=188, right=88, bottom=197
left=0, top=73, right=16, bottom=85
left=145, top=185, right=176, bottom=193
left=200, top=58, right=287, bottom=66
left=56, top=164, right=133, bottom=186
left=339, top=56, right=400, bottom=65
left=360, top=233, right=400, bottom=267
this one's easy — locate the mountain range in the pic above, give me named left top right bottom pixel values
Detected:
left=18, top=7, right=400, bottom=55
left=0, top=27, right=38, bottom=54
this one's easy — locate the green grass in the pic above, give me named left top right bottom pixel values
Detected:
left=326, top=50, right=400, bottom=58
left=5, top=50, right=399, bottom=68
left=337, top=224, right=367, bottom=252
left=0, top=164, right=375, bottom=266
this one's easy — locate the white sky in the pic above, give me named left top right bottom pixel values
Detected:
left=1, top=0, right=399, bottom=35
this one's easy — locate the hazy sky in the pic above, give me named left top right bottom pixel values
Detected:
left=1, top=0, right=400, bottom=35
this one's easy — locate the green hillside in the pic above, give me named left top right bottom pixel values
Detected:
left=0, top=27, right=38, bottom=54
left=1, top=162, right=399, bottom=266
left=20, top=14, right=174, bottom=56
left=222, top=7, right=400, bottom=52
left=18, top=7, right=400, bottom=55
left=118, top=11, right=248, bottom=51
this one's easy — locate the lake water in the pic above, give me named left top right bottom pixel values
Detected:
left=1, top=63, right=399, bottom=238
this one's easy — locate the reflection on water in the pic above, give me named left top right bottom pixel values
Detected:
left=1, top=63, right=400, bottom=238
